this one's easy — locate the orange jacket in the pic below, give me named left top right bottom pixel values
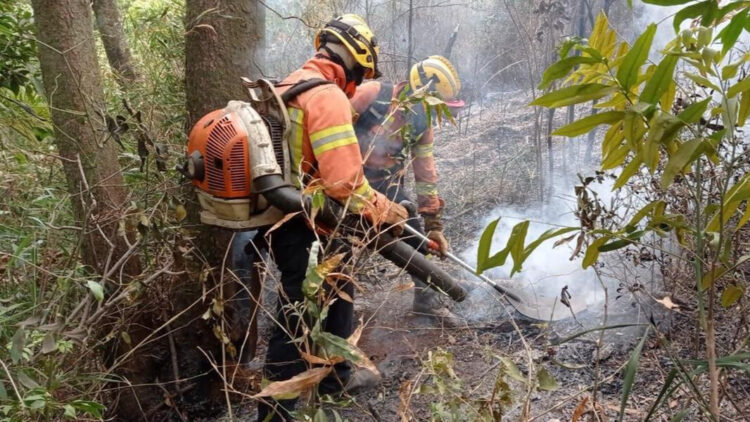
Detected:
left=350, top=81, right=444, bottom=215
left=275, top=57, right=395, bottom=225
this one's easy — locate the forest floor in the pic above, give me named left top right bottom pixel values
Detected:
left=219, top=93, right=748, bottom=421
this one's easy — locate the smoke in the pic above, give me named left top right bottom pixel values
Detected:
left=459, top=178, right=616, bottom=311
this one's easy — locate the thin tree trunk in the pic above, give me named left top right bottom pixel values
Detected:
left=31, top=0, right=137, bottom=277
left=407, top=0, right=414, bottom=68
left=92, top=0, right=137, bottom=84
left=585, top=101, right=598, bottom=164
left=546, top=107, right=555, bottom=193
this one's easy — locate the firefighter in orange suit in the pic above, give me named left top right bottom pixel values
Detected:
left=258, top=15, right=407, bottom=422
left=350, top=55, right=464, bottom=324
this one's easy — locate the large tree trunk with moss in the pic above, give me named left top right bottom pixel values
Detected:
left=92, top=0, right=138, bottom=84
left=31, top=0, right=137, bottom=277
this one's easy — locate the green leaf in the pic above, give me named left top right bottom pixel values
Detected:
left=707, top=174, right=750, bottom=231
left=721, top=284, right=745, bottom=307
left=508, top=221, right=530, bottom=275
left=626, top=201, right=662, bottom=230
left=602, top=144, right=630, bottom=170
left=640, top=55, right=679, bottom=104
left=11, top=328, right=24, bottom=363
left=701, top=265, right=725, bottom=290
left=661, top=138, right=704, bottom=188
left=738, top=91, right=750, bottom=126
left=673, top=2, right=712, bottom=34
left=642, top=0, right=694, bottom=5
left=623, top=109, right=647, bottom=148
left=86, top=280, right=104, bottom=302
left=539, top=56, right=600, bottom=89
left=644, top=369, right=680, bottom=421
left=614, top=156, right=642, bottom=189
left=314, top=408, right=329, bottom=422
left=302, top=241, right=323, bottom=299
left=583, top=236, right=609, bottom=268
left=552, top=111, right=624, bottom=137
left=685, top=72, right=720, bottom=91
left=619, top=327, right=651, bottom=422
left=63, top=404, right=76, bottom=419
left=498, top=356, right=526, bottom=383
left=529, top=83, right=617, bottom=108
left=521, top=227, right=579, bottom=260
left=476, top=219, right=505, bottom=274
left=536, top=367, right=559, bottom=391
left=728, top=76, right=750, bottom=98
left=598, top=231, right=645, bottom=252
left=617, top=24, right=657, bottom=91
left=678, top=98, right=711, bottom=123
left=71, top=400, right=105, bottom=419
left=558, top=37, right=581, bottom=59
left=717, top=1, right=750, bottom=22
left=717, top=8, right=748, bottom=55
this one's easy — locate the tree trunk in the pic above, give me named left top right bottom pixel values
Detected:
left=407, top=0, right=414, bottom=68
left=31, top=0, right=136, bottom=277
left=185, top=0, right=265, bottom=128
left=92, top=0, right=137, bottom=84
left=182, top=1, right=266, bottom=416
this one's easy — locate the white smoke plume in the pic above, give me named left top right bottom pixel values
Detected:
left=459, top=178, right=616, bottom=310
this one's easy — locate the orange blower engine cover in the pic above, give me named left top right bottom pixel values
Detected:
left=186, top=106, right=283, bottom=229
left=187, top=109, right=251, bottom=199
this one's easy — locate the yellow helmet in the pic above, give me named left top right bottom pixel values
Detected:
left=314, top=14, right=381, bottom=79
left=409, top=55, right=464, bottom=107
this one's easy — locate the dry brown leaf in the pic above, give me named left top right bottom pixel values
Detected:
left=571, top=396, right=589, bottom=422
left=318, top=253, right=346, bottom=276
left=348, top=317, right=364, bottom=346
left=337, top=290, right=353, bottom=303
left=300, top=351, right=341, bottom=366
left=655, top=296, right=680, bottom=311
left=265, top=212, right=302, bottom=237
left=394, top=281, right=415, bottom=292
left=251, top=366, right=332, bottom=398
left=349, top=343, right=381, bottom=376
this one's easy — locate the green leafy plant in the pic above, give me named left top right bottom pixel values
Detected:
left=476, top=1, right=750, bottom=420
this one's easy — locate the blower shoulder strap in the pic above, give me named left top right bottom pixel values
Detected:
left=280, top=78, right=334, bottom=104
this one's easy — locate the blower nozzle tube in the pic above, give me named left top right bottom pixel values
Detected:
left=254, top=174, right=467, bottom=302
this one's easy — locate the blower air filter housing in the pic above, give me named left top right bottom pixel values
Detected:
left=186, top=95, right=289, bottom=229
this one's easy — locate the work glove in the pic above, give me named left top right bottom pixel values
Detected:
left=423, top=214, right=449, bottom=257
left=383, top=201, right=408, bottom=237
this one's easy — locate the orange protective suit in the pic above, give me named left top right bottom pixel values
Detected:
left=276, top=57, right=396, bottom=226
left=350, top=81, right=444, bottom=215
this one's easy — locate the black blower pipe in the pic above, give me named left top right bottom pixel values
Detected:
left=255, top=174, right=467, bottom=302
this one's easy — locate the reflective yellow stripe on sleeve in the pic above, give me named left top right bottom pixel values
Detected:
left=310, top=124, right=358, bottom=156
left=347, top=179, right=375, bottom=213
left=288, top=108, right=304, bottom=186
left=416, top=182, right=438, bottom=196
left=412, top=143, right=434, bottom=158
